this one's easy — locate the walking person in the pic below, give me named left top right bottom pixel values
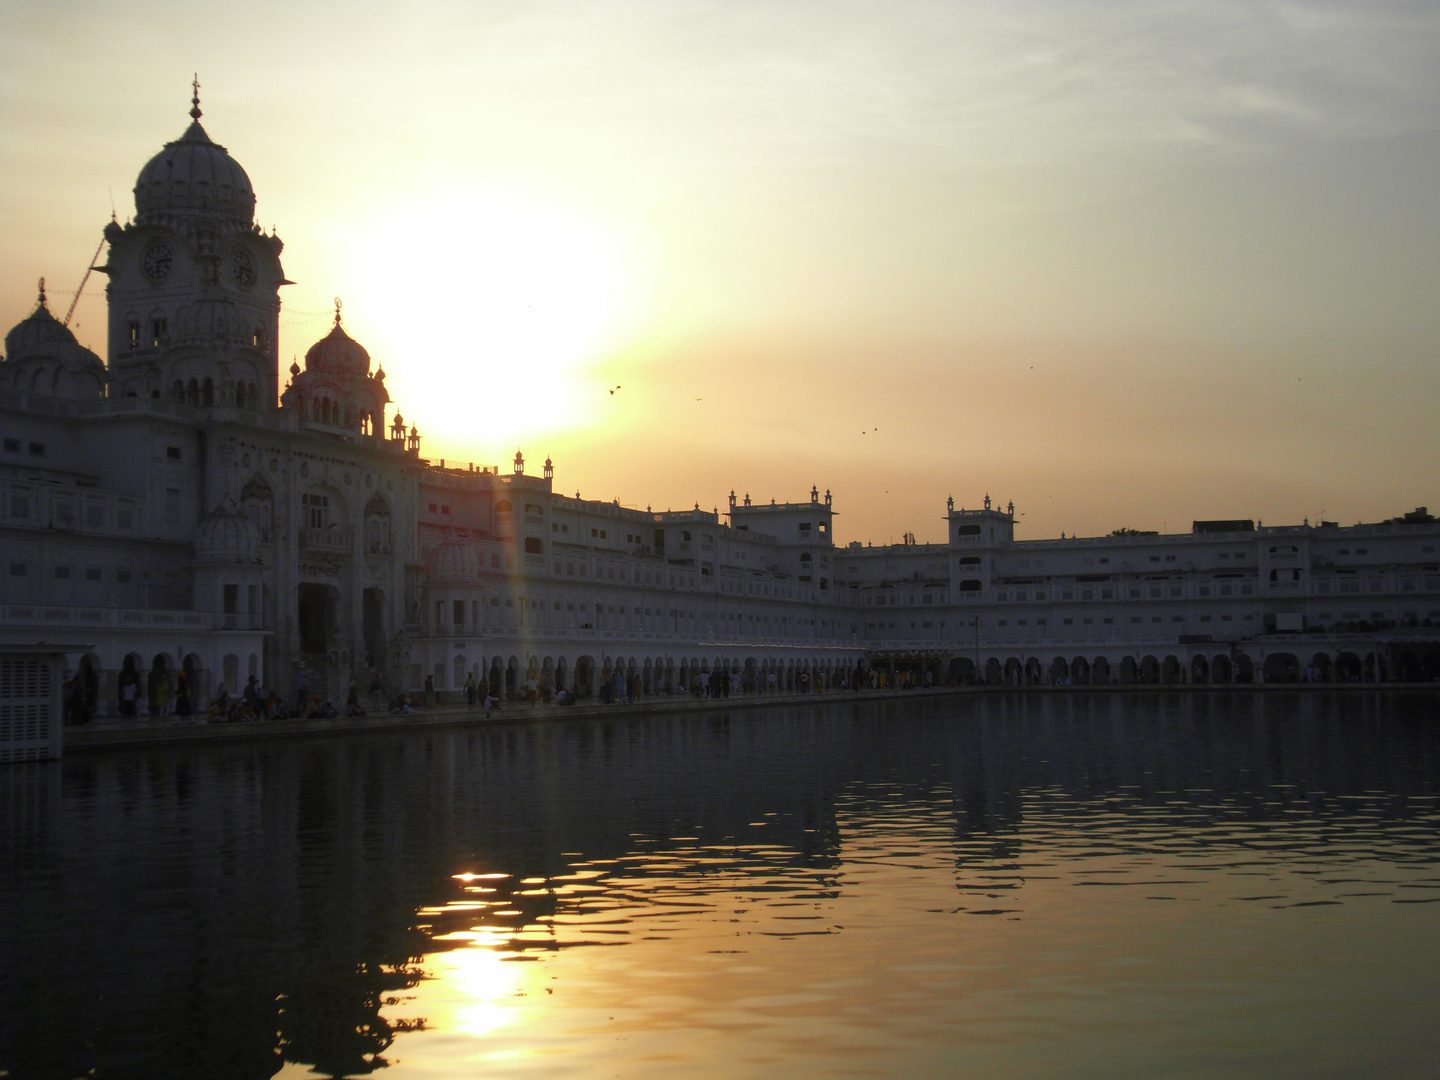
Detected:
left=120, top=677, right=140, bottom=718
left=465, top=671, right=477, bottom=707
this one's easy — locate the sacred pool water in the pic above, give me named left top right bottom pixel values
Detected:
left=2, top=691, right=1438, bottom=1079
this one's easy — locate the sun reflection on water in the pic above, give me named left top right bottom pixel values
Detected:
left=425, top=930, right=529, bottom=1039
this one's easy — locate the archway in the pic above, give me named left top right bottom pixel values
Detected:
left=1263, top=653, right=1299, bottom=683
left=1211, top=654, right=1233, bottom=683
left=1234, top=654, right=1255, bottom=683
left=362, top=588, right=385, bottom=671
left=1335, top=652, right=1362, bottom=682
left=574, top=655, right=594, bottom=698
left=147, top=654, right=172, bottom=716
left=77, top=654, right=99, bottom=713
left=179, top=654, right=201, bottom=716
left=298, top=583, right=338, bottom=655
left=117, top=653, right=143, bottom=715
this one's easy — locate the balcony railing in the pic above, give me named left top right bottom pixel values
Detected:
left=0, top=605, right=218, bottom=631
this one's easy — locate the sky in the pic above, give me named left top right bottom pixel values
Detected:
left=2, top=0, right=1438, bottom=545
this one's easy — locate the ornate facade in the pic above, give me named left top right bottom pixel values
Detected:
left=3, top=98, right=1439, bottom=719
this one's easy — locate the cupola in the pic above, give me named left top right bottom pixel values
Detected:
left=133, top=80, right=255, bottom=229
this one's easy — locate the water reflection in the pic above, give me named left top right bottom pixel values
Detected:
left=2, top=691, right=1438, bottom=1078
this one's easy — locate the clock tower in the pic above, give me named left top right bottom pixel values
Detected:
left=102, top=80, right=287, bottom=411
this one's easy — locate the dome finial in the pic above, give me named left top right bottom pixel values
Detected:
left=36, top=277, right=47, bottom=309
left=333, top=297, right=343, bottom=326
left=190, top=73, right=202, bottom=121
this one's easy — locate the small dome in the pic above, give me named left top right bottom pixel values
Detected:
left=5, top=293, right=82, bottom=359
left=174, top=296, right=250, bottom=346
left=425, top=534, right=480, bottom=583
left=135, top=120, right=255, bottom=226
left=195, top=501, right=262, bottom=562
left=1, top=285, right=107, bottom=400
left=304, top=317, right=371, bottom=377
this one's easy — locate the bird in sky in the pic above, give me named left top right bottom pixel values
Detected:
left=609, top=385, right=621, bottom=395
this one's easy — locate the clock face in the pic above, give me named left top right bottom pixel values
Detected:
left=142, top=242, right=172, bottom=281
left=230, top=247, right=256, bottom=287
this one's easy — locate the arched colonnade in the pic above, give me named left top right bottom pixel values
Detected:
left=944, top=649, right=1402, bottom=686
left=63, top=646, right=263, bottom=720
left=437, top=650, right=866, bottom=702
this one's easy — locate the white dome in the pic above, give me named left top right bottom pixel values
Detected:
left=175, top=296, right=250, bottom=347
left=195, top=502, right=262, bottom=562
left=425, top=535, right=480, bottom=582
left=135, top=120, right=255, bottom=228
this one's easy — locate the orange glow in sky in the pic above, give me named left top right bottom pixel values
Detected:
left=3, top=1, right=1438, bottom=543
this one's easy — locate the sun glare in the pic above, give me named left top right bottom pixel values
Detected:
left=339, top=184, right=645, bottom=458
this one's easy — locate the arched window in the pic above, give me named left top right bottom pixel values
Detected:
left=171, top=379, right=185, bottom=402
left=364, top=496, right=390, bottom=554
left=202, top=377, right=214, bottom=407
left=187, top=378, right=199, bottom=406
left=524, top=537, right=543, bottom=554
left=496, top=500, right=512, bottom=513
left=242, top=476, right=274, bottom=539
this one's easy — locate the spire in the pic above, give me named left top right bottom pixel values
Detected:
left=333, top=296, right=343, bottom=326
left=190, top=74, right=202, bottom=121
left=36, top=277, right=47, bottom=310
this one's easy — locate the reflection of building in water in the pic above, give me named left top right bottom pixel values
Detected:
left=4, top=695, right=1434, bottom=1077
left=4, top=95, right=1440, bottom=713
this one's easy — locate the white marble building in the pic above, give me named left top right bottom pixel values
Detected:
left=3, top=97, right=1439, bottom=719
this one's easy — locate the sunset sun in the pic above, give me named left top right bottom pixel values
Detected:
left=334, top=183, right=646, bottom=458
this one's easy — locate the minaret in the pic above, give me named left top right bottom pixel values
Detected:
left=101, top=78, right=287, bottom=409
